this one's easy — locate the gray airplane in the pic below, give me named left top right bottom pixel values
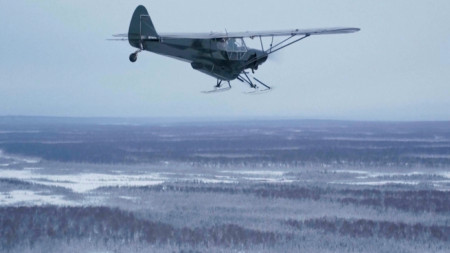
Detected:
left=112, top=5, right=359, bottom=93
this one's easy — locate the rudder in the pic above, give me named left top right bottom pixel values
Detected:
left=128, top=5, right=158, bottom=48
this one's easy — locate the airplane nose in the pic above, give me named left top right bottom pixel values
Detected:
left=245, top=50, right=268, bottom=71
left=253, top=52, right=268, bottom=69
left=257, top=52, right=268, bottom=65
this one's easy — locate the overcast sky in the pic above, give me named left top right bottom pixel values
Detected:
left=0, top=1, right=449, bottom=121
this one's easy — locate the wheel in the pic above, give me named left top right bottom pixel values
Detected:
left=129, top=53, right=137, bottom=63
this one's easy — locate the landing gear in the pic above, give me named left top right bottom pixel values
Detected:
left=129, top=53, right=138, bottom=63
left=238, top=72, right=272, bottom=94
left=129, top=47, right=142, bottom=63
left=215, top=79, right=222, bottom=88
left=202, top=79, right=232, bottom=93
left=241, top=72, right=257, bottom=89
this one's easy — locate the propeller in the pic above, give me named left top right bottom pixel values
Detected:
left=244, top=51, right=269, bottom=73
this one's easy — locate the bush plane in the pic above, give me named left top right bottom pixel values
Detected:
left=112, top=5, right=360, bottom=93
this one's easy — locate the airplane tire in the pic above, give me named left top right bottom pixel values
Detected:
left=129, top=53, right=138, bottom=63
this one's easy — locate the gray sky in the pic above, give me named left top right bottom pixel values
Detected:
left=0, top=0, right=449, bottom=120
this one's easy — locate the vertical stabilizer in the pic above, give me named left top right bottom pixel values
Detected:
left=128, top=5, right=158, bottom=48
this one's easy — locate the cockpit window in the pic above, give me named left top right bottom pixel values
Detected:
left=216, top=38, right=247, bottom=60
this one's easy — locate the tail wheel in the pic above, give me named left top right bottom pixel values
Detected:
left=129, top=53, right=138, bottom=63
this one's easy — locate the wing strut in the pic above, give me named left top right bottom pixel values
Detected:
left=259, top=36, right=265, bottom=52
left=243, top=34, right=311, bottom=70
left=266, top=34, right=310, bottom=55
left=236, top=34, right=312, bottom=94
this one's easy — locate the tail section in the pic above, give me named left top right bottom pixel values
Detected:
left=128, top=5, right=158, bottom=49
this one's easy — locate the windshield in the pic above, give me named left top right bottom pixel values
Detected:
left=216, top=38, right=247, bottom=60
left=217, top=38, right=247, bottom=53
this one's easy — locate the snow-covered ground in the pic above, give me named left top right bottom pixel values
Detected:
left=1, top=152, right=449, bottom=206
left=0, top=190, right=75, bottom=206
left=4, top=165, right=446, bottom=196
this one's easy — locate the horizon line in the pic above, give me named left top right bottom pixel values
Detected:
left=0, top=115, right=449, bottom=124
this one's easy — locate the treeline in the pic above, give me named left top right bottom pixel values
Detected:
left=101, top=183, right=324, bottom=200
left=0, top=206, right=277, bottom=250
left=0, top=178, right=78, bottom=199
left=287, top=217, right=449, bottom=241
left=102, top=183, right=450, bottom=213
left=1, top=129, right=450, bottom=166
left=338, top=188, right=450, bottom=213
left=0, top=178, right=35, bottom=192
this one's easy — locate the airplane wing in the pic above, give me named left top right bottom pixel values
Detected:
left=112, top=27, right=359, bottom=40
left=158, top=27, right=360, bottom=39
left=111, top=27, right=359, bottom=56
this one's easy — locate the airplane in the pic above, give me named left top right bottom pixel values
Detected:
left=111, top=5, right=360, bottom=93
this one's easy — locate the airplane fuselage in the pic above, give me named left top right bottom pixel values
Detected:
left=141, top=38, right=268, bottom=81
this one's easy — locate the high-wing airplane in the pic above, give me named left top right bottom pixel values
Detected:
left=112, top=5, right=360, bottom=93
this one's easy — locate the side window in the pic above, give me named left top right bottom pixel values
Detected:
left=215, top=38, right=247, bottom=60
left=216, top=38, right=228, bottom=51
left=233, top=39, right=247, bottom=52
